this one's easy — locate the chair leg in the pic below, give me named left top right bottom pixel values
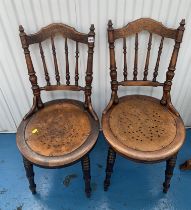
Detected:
left=104, top=147, right=116, bottom=191
left=23, top=156, right=36, bottom=194
left=81, top=154, right=91, bottom=198
left=163, top=154, right=177, bottom=193
left=180, top=159, right=191, bottom=170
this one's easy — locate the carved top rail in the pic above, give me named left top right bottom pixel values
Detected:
left=26, top=23, right=89, bottom=45
left=113, top=18, right=177, bottom=40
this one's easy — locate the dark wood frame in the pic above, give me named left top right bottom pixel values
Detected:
left=16, top=23, right=99, bottom=197
left=102, top=18, right=185, bottom=193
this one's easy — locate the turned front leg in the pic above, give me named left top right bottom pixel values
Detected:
left=104, top=147, right=116, bottom=191
left=81, top=154, right=91, bottom=197
left=163, top=154, right=177, bottom=193
left=23, top=156, right=36, bottom=194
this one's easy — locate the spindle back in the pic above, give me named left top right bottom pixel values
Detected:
left=19, top=23, right=95, bottom=114
left=107, top=18, right=185, bottom=107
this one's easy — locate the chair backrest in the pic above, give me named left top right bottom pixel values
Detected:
left=19, top=23, right=97, bottom=120
left=107, top=18, right=185, bottom=111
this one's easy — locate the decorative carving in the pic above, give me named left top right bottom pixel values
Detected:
left=26, top=23, right=89, bottom=45
left=113, top=18, right=177, bottom=40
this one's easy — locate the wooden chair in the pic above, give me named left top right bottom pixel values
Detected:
left=16, top=23, right=99, bottom=197
left=102, top=18, right=185, bottom=193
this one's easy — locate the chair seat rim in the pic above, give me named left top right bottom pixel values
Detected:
left=102, top=95, right=186, bottom=163
left=16, top=99, right=99, bottom=168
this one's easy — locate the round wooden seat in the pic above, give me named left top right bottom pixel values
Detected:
left=102, top=95, right=185, bottom=162
left=17, top=99, right=99, bottom=167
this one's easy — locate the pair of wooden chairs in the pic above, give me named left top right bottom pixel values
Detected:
left=16, top=18, right=186, bottom=198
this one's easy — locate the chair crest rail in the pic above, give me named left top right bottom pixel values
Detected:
left=113, top=18, right=177, bottom=40
left=26, top=23, right=89, bottom=45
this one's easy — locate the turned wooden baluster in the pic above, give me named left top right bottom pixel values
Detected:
left=108, top=20, right=118, bottom=103
left=143, top=33, right=152, bottom=81
left=84, top=24, right=98, bottom=120
left=75, top=42, right=79, bottom=86
left=51, top=36, right=60, bottom=85
left=39, top=42, right=51, bottom=86
left=123, top=38, right=127, bottom=81
left=65, top=38, right=70, bottom=85
left=19, top=25, right=43, bottom=117
left=153, top=37, right=164, bottom=82
left=133, top=33, right=138, bottom=81
left=161, top=20, right=185, bottom=107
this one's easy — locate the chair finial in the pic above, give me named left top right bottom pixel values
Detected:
left=88, top=24, right=95, bottom=37
left=19, top=25, right=24, bottom=33
left=90, top=24, right=95, bottom=32
left=108, top=20, right=113, bottom=28
left=178, top=19, right=185, bottom=31
left=180, top=19, right=185, bottom=26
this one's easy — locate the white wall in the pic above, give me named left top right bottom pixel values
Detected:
left=0, top=0, right=191, bottom=132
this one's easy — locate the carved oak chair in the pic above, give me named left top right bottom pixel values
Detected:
left=102, top=18, right=185, bottom=193
left=16, top=23, right=99, bottom=197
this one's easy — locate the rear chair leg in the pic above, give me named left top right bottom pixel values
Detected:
left=180, top=159, right=191, bottom=170
left=163, top=154, right=177, bottom=193
left=81, top=155, right=91, bottom=198
left=23, top=156, right=36, bottom=194
left=104, top=147, right=116, bottom=191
